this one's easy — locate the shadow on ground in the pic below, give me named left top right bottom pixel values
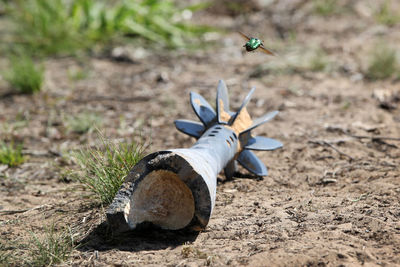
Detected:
left=78, top=222, right=200, bottom=253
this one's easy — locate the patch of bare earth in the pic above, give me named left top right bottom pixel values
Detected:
left=1, top=0, right=400, bottom=266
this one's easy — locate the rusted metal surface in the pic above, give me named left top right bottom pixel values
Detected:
left=106, top=80, right=282, bottom=232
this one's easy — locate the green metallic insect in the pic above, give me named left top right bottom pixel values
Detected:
left=239, top=32, right=275, bottom=56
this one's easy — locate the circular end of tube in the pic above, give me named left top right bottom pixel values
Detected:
left=125, top=170, right=195, bottom=230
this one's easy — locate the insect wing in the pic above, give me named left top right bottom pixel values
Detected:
left=238, top=31, right=251, bottom=41
left=259, top=45, right=275, bottom=56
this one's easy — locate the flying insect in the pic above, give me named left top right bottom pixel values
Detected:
left=239, top=32, right=275, bottom=56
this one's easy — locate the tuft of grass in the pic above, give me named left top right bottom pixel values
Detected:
left=0, top=141, right=25, bottom=167
left=341, top=100, right=351, bottom=110
left=65, top=112, right=102, bottom=134
left=375, top=0, right=400, bottom=26
left=0, top=116, right=29, bottom=139
left=29, top=225, right=75, bottom=266
left=309, top=49, right=329, bottom=72
left=3, top=0, right=210, bottom=56
left=68, top=67, right=89, bottom=81
left=4, top=56, right=44, bottom=94
left=0, top=244, right=13, bottom=266
left=366, top=45, right=398, bottom=80
left=70, top=136, right=145, bottom=204
left=313, top=0, right=339, bottom=16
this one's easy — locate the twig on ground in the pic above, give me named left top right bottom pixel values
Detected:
left=308, top=140, right=355, bottom=161
left=72, top=95, right=151, bottom=103
left=348, top=193, right=369, bottom=202
left=325, top=125, right=400, bottom=142
left=0, top=204, right=50, bottom=215
left=321, top=178, right=337, bottom=184
left=346, top=134, right=400, bottom=142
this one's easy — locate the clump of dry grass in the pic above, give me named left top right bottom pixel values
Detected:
left=29, top=225, right=75, bottom=266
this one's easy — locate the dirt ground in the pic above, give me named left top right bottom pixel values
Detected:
left=1, top=0, right=400, bottom=266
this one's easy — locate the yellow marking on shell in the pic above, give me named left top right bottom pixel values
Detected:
left=231, top=107, right=252, bottom=134
left=194, top=99, right=202, bottom=106
left=223, top=107, right=253, bottom=153
left=218, top=99, right=231, bottom=122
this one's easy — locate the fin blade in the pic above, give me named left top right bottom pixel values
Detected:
left=237, top=150, right=268, bottom=176
left=216, top=80, right=230, bottom=124
left=237, top=87, right=255, bottom=114
left=241, top=111, right=279, bottom=134
left=174, top=119, right=205, bottom=138
left=231, top=87, right=255, bottom=124
left=190, top=92, right=216, bottom=126
left=245, top=136, right=283, bottom=151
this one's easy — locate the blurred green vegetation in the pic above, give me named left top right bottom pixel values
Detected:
left=308, top=49, right=329, bottom=72
left=0, top=141, right=25, bottom=167
left=375, top=0, right=400, bottom=26
left=313, top=0, right=339, bottom=16
left=366, top=44, right=398, bottom=80
left=0, top=0, right=210, bottom=94
left=1, top=0, right=211, bottom=57
left=3, top=55, right=44, bottom=94
left=0, top=114, right=29, bottom=140
left=65, top=112, right=102, bottom=134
